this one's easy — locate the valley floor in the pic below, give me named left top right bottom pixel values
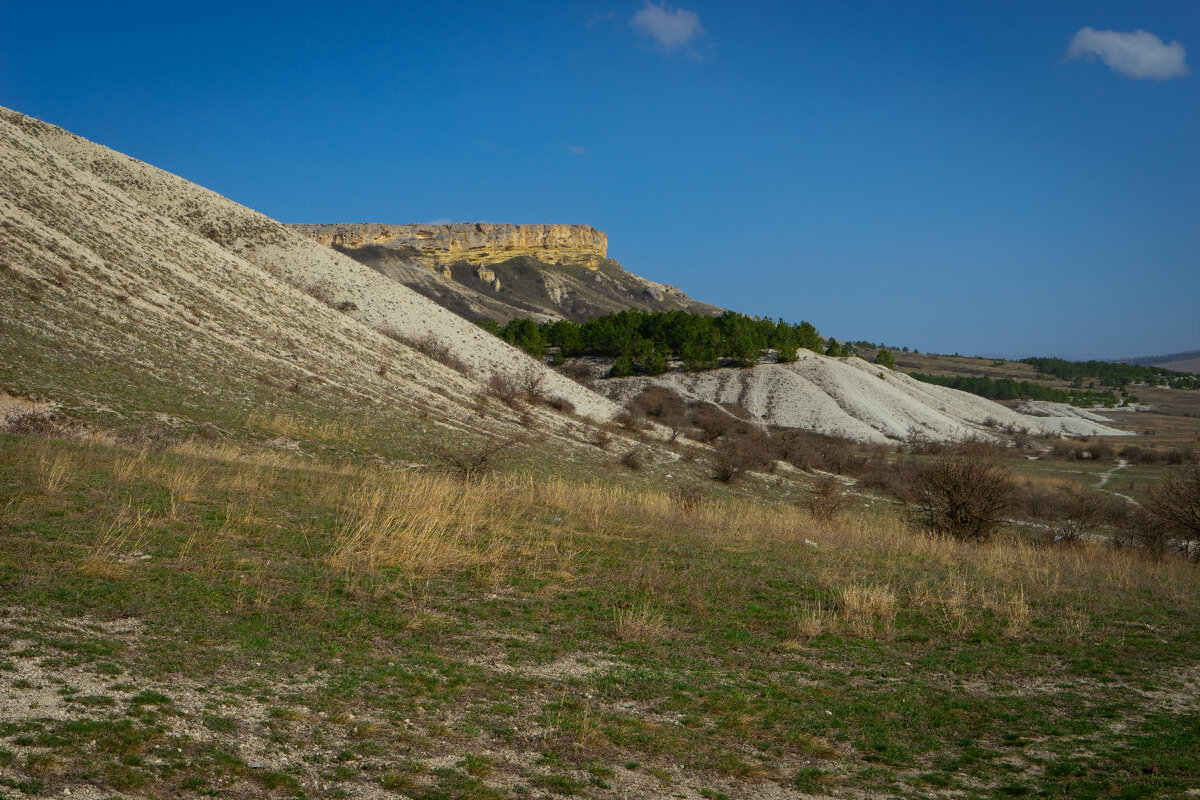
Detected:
left=1, top=434, right=1198, bottom=799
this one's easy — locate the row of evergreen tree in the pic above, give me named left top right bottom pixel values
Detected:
left=909, top=373, right=1134, bottom=408
left=477, top=310, right=864, bottom=374
left=1019, top=357, right=1199, bottom=390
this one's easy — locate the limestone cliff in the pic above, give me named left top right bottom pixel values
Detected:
left=289, top=222, right=723, bottom=324
left=290, top=223, right=607, bottom=266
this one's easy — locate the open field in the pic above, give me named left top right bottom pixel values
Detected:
left=885, top=352, right=1200, bottom=452
left=1, top=432, right=1198, bottom=799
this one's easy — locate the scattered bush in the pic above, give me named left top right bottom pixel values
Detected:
left=806, top=475, right=847, bottom=522
left=546, top=396, right=575, bottom=414
left=429, top=434, right=525, bottom=479
left=1146, top=465, right=1200, bottom=558
left=710, top=431, right=774, bottom=483
left=382, top=329, right=472, bottom=376
left=620, top=445, right=646, bottom=471
left=628, top=387, right=689, bottom=441
left=486, top=372, right=524, bottom=408
left=911, top=447, right=1013, bottom=541
left=587, top=421, right=615, bottom=450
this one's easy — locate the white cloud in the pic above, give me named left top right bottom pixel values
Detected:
left=426, top=218, right=452, bottom=225
left=564, top=144, right=589, bottom=157
left=1065, top=27, right=1190, bottom=80
left=630, top=1, right=704, bottom=51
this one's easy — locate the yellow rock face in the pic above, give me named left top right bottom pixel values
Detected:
left=292, top=223, right=607, bottom=266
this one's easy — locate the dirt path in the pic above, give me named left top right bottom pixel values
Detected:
left=1095, top=459, right=1138, bottom=505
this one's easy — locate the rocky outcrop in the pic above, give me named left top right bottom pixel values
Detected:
left=290, top=221, right=725, bottom=325
left=291, top=223, right=606, bottom=265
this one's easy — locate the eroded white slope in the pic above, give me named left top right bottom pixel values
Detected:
left=599, top=351, right=1128, bottom=444
left=0, top=108, right=480, bottom=424
left=1, top=108, right=616, bottom=421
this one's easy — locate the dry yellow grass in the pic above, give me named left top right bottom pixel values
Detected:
left=112, top=448, right=148, bottom=482
left=36, top=448, right=71, bottom=492
left=78, top=503, right=150, bottom=578
left=790, top=601, right=834, bottom=640
left=157, top=458, right=208, bottom=518
left=614, top=603, right=668, bottom=642
left=838, top=583, right=898, bottom=636
left=328, top=473, right=522, bottom=579
left=246, top=412, right=355, bottom=443
left=57, top=434, right=1195, bottom=652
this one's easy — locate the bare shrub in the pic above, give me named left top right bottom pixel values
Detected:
left=546, top=396, right=575, bottom=415
left=630, top=387, right=688, bottom=441
left=1165, top=448, right=1194, bottom=466
left=383, top=329, right=471, bottom=376
left=1118, top=445, right=1162, bottom=465
left=779, top=429, right=871, bottom=476
left=856, top=457, right=919, bottom=502
left=691, top=403, right=735, bottom=443
left=556, top=359, right=596, bottom=384
left=615, top=410, right=645, bottom=435
left=486, top=372, right=525, bottom=409
left=303, top=282, right=334, bottom=305
left=429, top=434, right=524, bottom=479
left=587, top=421, right=615, bottom=450
left=620, top=445, right=646, bottom=471
left=710, top=433, right=764, bottom=483
left=1145, top=465, right=1200, bottom=557
left=1039, top=486, right=1103, bottom=546
left=806, top=475, right=847, bottom=522
left=911, top=448, right=1013, bottom=541
left=484, top=368, right=552, bottom=411
left=519, top=368, right=547, bottom=406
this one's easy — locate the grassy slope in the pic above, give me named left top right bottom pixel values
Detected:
left=1, top=434, right=1197, bottom=800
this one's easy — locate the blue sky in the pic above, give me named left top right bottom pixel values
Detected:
left=3, top=1, right=1197, bottom=359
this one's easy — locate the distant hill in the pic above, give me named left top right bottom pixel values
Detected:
left=290, top=222, right=724, bottom=324
left=1121, top=349, right=1200, bottom=374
